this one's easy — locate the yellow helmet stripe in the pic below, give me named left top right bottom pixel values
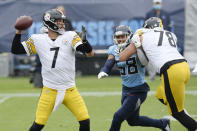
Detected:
left=159, top=18, right=163, bottom=28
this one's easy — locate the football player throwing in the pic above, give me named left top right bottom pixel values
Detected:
left=11, top=9, right=94, bottom=131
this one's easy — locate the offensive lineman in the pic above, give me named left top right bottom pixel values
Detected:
left=119, top=17, right=197, bottom=131
left=11, top=9, right=94, bottom=131
left=98, top=25, right=170, bottom=131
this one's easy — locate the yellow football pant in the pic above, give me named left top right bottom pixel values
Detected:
left=35, top=86, right=89, bottom=125
left=156, top=62, right=190, bottom=115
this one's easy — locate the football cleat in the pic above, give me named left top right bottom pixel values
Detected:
left=162, top=119, right=171, bottom=131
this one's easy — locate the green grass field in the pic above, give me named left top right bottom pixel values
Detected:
left=0, top=76, right=197, bottom=131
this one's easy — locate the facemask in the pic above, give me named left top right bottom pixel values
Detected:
left=153, top=4, right=161, bottom=10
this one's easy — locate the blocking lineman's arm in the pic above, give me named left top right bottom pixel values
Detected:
left=119, top=43, right=137, bottom=62
left=11, top=30, right=26, bottom=54
left=98, top=55, right=115, bottom=79
left=119, top=33, right=143, bottom=61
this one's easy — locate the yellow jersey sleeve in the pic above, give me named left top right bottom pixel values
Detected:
left=71, top=34, right=83, bottom=50
left=22, top=37, right=37, bottom=55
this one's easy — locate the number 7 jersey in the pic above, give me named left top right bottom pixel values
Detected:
left=21, top=31, right=83, bottom=90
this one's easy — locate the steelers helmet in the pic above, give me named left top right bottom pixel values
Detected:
left=43, top=9, right=66, bottom=33
left=143, top=17, right=163, bottom=29
left=113, top=25, right=132, bottom=47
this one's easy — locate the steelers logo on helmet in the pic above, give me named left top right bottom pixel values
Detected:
left=43, top=9, right=66, bottom=34
left=143, top=17, right=163, bottom=30
left=113, top=25, right=132, bottom=48
left=44, top=13, right=50, bottom=21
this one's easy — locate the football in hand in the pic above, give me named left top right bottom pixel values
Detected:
left=14, top=16, right=33, bottom=30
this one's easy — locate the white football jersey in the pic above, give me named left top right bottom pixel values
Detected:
left=22, top=31, right=83, bottom=90
left=140, top=28, right=184, bottom=72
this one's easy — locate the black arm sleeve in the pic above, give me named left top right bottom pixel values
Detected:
left=76, top=40, right=92, bottom=54
left=11, top=34, right=26, bottom=54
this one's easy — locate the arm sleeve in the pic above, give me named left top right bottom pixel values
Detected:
left=100, top=59, right=115, bottom=74
left=76, top=40, right=93, bottom=54
left=11, top=34, right=26, bottom=54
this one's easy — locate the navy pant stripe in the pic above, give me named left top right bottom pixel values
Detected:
left=163, top=71, right=178, bottom=113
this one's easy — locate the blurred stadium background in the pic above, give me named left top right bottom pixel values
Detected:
left=1, top=0, right=197, bottom=76
left=0, top=0, right=197, bottom=130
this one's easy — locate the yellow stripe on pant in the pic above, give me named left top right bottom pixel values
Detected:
left=35, top=86, right=89, bottom=125
left=156, top=61, right=190, bottom=115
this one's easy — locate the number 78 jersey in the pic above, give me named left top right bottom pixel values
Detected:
left=139, top=28, right=184, bottom=73
left=21, top=31, right=83, bottom=90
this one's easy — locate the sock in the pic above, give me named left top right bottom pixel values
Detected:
left=29, top=122, right=44, bottom=131
left=79, top=119, right=90, bottom=131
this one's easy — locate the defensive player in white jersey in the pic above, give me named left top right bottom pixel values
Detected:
left=11, top=9, right=94, bottom=131
left=119, top=17, right=197, bottom=130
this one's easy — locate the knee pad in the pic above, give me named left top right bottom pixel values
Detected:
left=79, top=119, right=90, bottom=131
left=29, top=122, right=44, bottom=131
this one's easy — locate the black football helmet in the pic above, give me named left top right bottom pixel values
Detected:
left=113, top=25, right=132, bottom=47
left=43, top=9, right=66, bottom=33
left=143, top=17, right=163, bottom=29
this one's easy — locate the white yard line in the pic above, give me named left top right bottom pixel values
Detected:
left=163, top=115, right=197, bottom=121
left=0, top=90, right=197, bottom=97
left=0, top=96, right=11, bottom=104
left=0, top=90, right=197, bottom=104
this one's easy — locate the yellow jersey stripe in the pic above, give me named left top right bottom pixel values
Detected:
left=27, top=41, right=36, bottom=54
left=25, top=41, right=33, bottom=55
left=28, top=38, right=34, bottom=44
left=136, top=30, right=144, bottom=36
left=72, top=35, right=82, bottom=47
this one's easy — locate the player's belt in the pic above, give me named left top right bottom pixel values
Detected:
left=160, top=59, right=186, bottom=75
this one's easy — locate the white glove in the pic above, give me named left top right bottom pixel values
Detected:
left=131, top=33, right=142, bottom=48
left=98, top=72, right=108, bottom=79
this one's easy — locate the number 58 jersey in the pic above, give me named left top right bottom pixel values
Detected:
left=22, top=31, right=83, bottom=90
left=108, top=45, right=147, bottom=89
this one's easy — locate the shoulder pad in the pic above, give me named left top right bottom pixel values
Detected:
left=135, top=28, right=151, bottom=36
